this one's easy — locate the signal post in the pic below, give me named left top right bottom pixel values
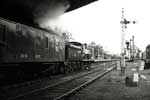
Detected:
left=120, top=8, right=136, bottom=75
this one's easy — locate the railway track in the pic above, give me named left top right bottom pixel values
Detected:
left=0, top=62, right=106, bottom=99
left=6, top=63, right=117, bottom=100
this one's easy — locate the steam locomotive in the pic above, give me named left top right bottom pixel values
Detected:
left=0, top=17, right=93, bottom=83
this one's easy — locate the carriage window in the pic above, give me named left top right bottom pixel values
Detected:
left=45, top=37, right=49, bottom=49
left=0, top=24, right=5, bottom=41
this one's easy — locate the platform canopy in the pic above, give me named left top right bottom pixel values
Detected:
left=0, top=0, right=97, bottom=26
left=67, top=0, right=98, bottom=12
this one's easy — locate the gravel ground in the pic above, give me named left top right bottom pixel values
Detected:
left=70, top=61, right=150, bottom=100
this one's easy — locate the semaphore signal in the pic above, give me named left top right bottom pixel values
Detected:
left=120, top=8, right=137, bottom=75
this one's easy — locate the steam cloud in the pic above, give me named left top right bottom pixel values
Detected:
left=33, top=0, right=70, bottom=34
left=33, top=0, right=70, bottom=26
left=0, top=0, right=70, bottom=29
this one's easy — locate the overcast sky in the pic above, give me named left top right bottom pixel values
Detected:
left=49, top=0, right=150, bottom=54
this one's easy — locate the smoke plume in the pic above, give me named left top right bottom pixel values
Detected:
left=0, top=0, right=70, bottom=28
left=33, top=0, right=70, bottom=26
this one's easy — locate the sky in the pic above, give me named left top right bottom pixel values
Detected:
left=48, top=0, right=150, bottom=55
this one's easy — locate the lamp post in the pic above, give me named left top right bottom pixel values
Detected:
left=132, top=36, right=135, bottom=61
left=130, top=39, right=133, bottom=60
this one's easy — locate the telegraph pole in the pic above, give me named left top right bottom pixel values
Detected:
left=120, top=8, right=136, bottom=75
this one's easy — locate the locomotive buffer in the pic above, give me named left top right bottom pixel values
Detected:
left=120, top=8, right=136, bottom=75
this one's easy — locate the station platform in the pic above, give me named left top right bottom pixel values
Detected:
left=72, top=60, right=150, bottom=100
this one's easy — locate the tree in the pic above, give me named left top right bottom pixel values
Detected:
left=88, top=42, right=104, bottom=59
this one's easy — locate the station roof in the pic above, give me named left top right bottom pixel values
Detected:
left=0, top=0, right=97, bottom=26
left=67, top=0, right=98, bottom=12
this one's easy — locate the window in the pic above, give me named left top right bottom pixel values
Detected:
left=45, top=37, right=49, bottom=49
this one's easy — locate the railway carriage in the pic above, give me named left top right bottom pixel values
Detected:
left=0, top=18, right=65, bottom=63
left=0, top=17, right=67, bottom=80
